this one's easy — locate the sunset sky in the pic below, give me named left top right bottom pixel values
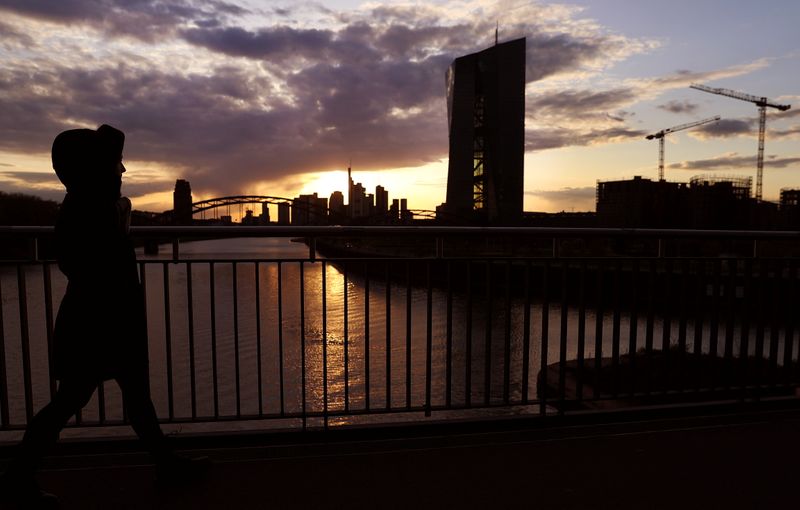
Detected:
left=0, top=0, right=798, bottom=215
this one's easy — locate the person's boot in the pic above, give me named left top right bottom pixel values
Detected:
left=0, top=466, right=60, bottom=509
left=154, top=450, right=210, bottom=487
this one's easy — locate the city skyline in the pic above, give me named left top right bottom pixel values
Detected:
left=0, top=0, right=798, bottom=214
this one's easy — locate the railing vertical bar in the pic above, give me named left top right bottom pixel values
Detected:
left=593, top=265, right=604, bottom=401
left=692, top=261, right=705, bottom=392
left=723, top=259, right=737, bottom=390
left=628, top=259, right=639, bottom=398
left=558, top=261, right=569, bottom=413
left=796, top=261, right=800, bottom=388
left=232, top=262, right=241, bottom=418
left=209, top=262, right=219, bottom=419
left=385, top=262, right=392, bottom=411
left=521, top=261, right=531, bottom=404
left=277, top=261, right=285, bottom=416
left=364, top=262, right=370, bottom=411
left=322, top=261, right=329, bottom=430
left=445, top=260, right=453, bottom=408
left=187, top=263, right=197, bottom=420
left=484, top=260, right=493, bottom=407
left=17, top=265, right=33, bottom=422
left=162, top=262, right=174, bottom=421
left=708, top=259, right=724, bottom=364
left=677, top=259, right=689, bottom=394
left=465, top=262, right=473, bottom=408
left=97, top=382, right=106, bottom=425
left=343, top=263, right=349, bottom=413
left=0, top=268, right=9, bottom=427
left=768, top=260, right=780, bottom=388
left=425, top=261, right=433, bottom=417
left=753, top=259, right=765, bottom=399
left=300, top=261, right=307, bottom=430
left=576, top=261, right=587, bottom=402
left=661, top=259, right=673, bottom=394
left=132, top=262, right=149, bottom=426
left=644, top=259, right=655, bottom=396
left=503, top=261, right=512, bottom=405
left=254, top=262, right=263, bottom=417
left=406, top=261, right=412, bottom=410
left=783, top=260, right=795, bottom=388
left=610, top=261, right=621, bottom=398
left=738, top=259, right=752, bottom=398
left=42, top=264, right=56, bottom=399
left=540, top=261, right=550, bottom=415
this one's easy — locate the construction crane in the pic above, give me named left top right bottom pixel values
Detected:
left=645, top=116, right=721, bottom=181
left=690, top=83, right=791, bottom=201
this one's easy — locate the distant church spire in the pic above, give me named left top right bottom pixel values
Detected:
left=495, top=21, right=498, bottom=45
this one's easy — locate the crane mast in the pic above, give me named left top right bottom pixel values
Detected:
left=645, top=116, right=721, bottom=181
left=690, top=83, right=791, bottom=201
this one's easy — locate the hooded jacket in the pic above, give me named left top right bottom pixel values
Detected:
left=51, top=125, right=148, bottom=381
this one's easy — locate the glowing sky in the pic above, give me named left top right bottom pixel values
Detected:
left=0, top=0, right=798, bottom=214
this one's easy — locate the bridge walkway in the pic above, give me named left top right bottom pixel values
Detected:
left=3, top=402, right=799, bottom=509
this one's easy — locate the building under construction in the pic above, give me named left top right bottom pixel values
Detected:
left=444, top=38, right=526, bottom=224
left=780, top=188, right=800, bottom=226
left=597, top=175, right=757, bottom=229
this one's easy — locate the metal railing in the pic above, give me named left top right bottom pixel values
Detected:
left=1, top=226, right=799, bottom=437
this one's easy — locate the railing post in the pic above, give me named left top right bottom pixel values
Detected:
left=309, top=237, right=316, bottom=262
left=172, top=238, right=180, bottom=260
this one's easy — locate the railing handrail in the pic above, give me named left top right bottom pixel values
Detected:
left=3, top=225, right=800, bottom=239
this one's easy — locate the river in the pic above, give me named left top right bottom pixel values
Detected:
left=0, top=237, right=785, bottom=436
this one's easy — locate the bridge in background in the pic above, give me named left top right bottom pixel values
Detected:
left=160, top=195, right=441, bottom=224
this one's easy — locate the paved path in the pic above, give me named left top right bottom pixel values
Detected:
left=3, top=405, right=800, bottom=509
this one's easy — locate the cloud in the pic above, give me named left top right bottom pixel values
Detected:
left=658, top=99, right=699, bottom=114
left=526, top=124, right=646, bottom=151
left=526, top=186, right=595, bottom=201
left=0, top=0, right=662, bottom=201
left=771, top=125, right=800, bottom=139
left=0, top=0, right=248, bottom=41
left=669, top=153, right=800, bottom=171
left=0, top=19, right=33, bottom=47
left=528, top=88, right=637, bottom=119
left=690, top=118, right=755, bottom=139
left=525, top=186, right=596, bottom=211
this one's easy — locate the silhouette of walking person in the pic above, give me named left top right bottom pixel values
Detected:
left=1, top=125, right=206, bottom=508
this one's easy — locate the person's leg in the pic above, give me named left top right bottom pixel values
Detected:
left=116, top=370, right=209, bottom=483
left=9, top=377, right=97, bottom=475
left=116, top=370, right=168, bottom=456
left=2, top=377, right=97, bottom=505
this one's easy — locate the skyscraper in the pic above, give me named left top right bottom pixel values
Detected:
left=173, top=179, right=193, bottom=225
left=445, top=38, right=525, bottom=223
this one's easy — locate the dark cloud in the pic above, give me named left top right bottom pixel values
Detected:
left=691, top=118, right=754, bottom=138
left=771, top=125, right=800, bottom=138
left=0, top=170, right=58, bottom=184
left=774, top=108, right=800, bottom=120
left=528, top=88, right=638, bottom=120
left=0, top=62, right=448, bottom=198
left=0, top=1, right=656, bottom=205
left=0, top=0, right=248, bottom=41
left=526, top=126, right=647, bottom=151
left=0, top=169, right=172, bottom=199
left=658, top=99, right=699, bottom=114
left=181, top=26, right=335, bottom=60
left=670, top=154, right=800, bottom=171
left=0, top=19, right=34, bottom=47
